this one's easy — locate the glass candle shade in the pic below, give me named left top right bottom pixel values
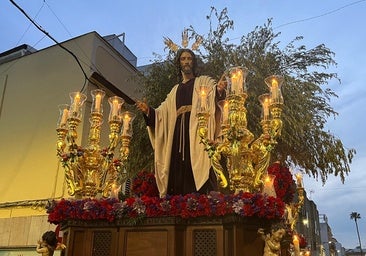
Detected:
left=69, top=92, right=87, bottom=119
left=108, top=96, right=124, bottom=122
left=121, top=111, right=136, bottom=137
left=197, top=85, right=211, bottom=113
left=262, top=174, right=276, bottom=197
left=226, top=66, right=249, bottom=95
left=57, top=104, right=69, bottom=128
left=258, top=93, right=271, bottom=121
left=91, top=89, right=105, bottom=114
left=218, top=100, right=229, bottom=125
left=264, top=75, right=284, bottom=104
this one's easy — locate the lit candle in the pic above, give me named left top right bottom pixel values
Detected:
left=200, top=89, right=207, bottom=110
left=112, top=99, right=119, bottom=117
left=237, top=70, right=243, bottom=93
left=95, top=94, right=102, bottom=112
left=295, top=173, right=303, bottom=188
left=122, top=114, right=131, bottom=136
left=73, top=93, right=81, bottom=113
left=60, top=108, right=69, bottom=126
left=74, top=93, right=80, bottom=105
left=231, top=69, right=244, bottom=94
left=262, top=175, right=276, bottom=197
left=263, top=97, right=270, bottom=120
left=231, top=73, right=239, bottom=94
left=222, top=101, right=229, bottom=124
left=271, top=78, right=279, bottom=102
left=293, top=235, right=300, bottom=256
left=110, top=183, right=120, bottom=199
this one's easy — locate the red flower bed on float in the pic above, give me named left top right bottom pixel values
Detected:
left=47, top=163, right=296, bottom=225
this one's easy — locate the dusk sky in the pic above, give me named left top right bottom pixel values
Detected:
left=1, top=0, right=365, bottom=249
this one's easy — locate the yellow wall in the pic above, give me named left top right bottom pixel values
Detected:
left=0, top=31, right=141, bottom=248
left=0, top=32, right=140, bottom=203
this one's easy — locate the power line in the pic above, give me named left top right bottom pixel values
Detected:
left=274, top=0, right=365, bottom=29
left=226, top=0, right=365, bottom=44
left=8, top=0, right=137, bottom=104
left=15, top=1, right=46, bottom=47
left=150, top=0, right=365, bottom=63
left=43, top=0, right=103, bottom=77
left=9, top=0, right=91, bottom=92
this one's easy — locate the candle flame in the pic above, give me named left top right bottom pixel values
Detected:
left=265, top=176, right=271, bottom=183
left=124, top=113, right=131, bottom=121
left=271, top=78, right=278, bottom=87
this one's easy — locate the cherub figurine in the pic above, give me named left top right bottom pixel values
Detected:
left=258, top=223, right=286, bottom=256
left=36, top=231, right=66, bottom=256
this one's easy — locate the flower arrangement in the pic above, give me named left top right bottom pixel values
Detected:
left=47, top=197, right=117, bottom=224
left=46, top=164, right=301, bottom=225
left=298, top=233, right=307, bottom=248
left=47, top=191, right=285, bottom=225
left=267, top=162, right=296, bottom=204
left=131, top=170, right=159, bottom=197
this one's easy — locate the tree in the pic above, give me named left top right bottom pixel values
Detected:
left=131, top=7, right=355, bottom=184
left=350, top=212, right=363, bottom=255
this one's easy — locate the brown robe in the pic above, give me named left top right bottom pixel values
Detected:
left=145, top=76, right=224, bottom=196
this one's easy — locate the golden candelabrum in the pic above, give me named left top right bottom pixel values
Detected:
left=197, top=67, right=284, bottom=194
left=56, top=89, right=135, bottom=198
left=287, top=173, right=305, bottom=231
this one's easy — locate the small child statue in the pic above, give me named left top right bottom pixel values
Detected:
left=36, top=230, right=66, bottom=256
left=258, top=223, right=286, bottom=256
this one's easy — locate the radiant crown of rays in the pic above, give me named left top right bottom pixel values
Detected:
left=163, top=29, right=203, bottom=52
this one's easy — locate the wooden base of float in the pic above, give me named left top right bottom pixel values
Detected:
left=60, top=215, right=282, bottom=256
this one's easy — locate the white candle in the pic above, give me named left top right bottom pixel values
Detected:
left=60, top=108, right=69, bottom=126
left=112, top=99, right=119, bottom=117
left=95, top=94, right=102, bottom=112
left=232, top=74, right=238, bottom=94
left=271, top=78, right=279, bottom=102
left=74, top=93, right=80, bottom=105
left=73, top=93, right=81, bottom=113
left=110, top=183, right=120, bottom=199
left=231, top=69, right=243, bottom=94
left=122, top=114, right=131, bottom=135
left=238, top=70, right=243, bottom=94
left=295, top=173, right=303, bottom=188
left=263, top=98, right=270, bottom=120
left=262, top=175, right=276, bottom=197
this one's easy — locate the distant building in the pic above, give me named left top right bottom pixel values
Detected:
left=346, top=247, right=365, bottom=256
left=294, top=189, right=321, bottom=255
left=317, top=214, right=347, bottom=256
left=292, top=190, right=348, bottom=256
left=0, top=44, right=37, bottom=64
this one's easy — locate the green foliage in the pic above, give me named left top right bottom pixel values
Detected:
left=130, top=7, right=355, bottom=184
left=126, top=56, right=178, bottom=174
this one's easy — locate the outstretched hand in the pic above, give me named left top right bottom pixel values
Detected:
left=135, top=98, right=149, bottom=115
left=217, top=73, right=227, bottom=93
